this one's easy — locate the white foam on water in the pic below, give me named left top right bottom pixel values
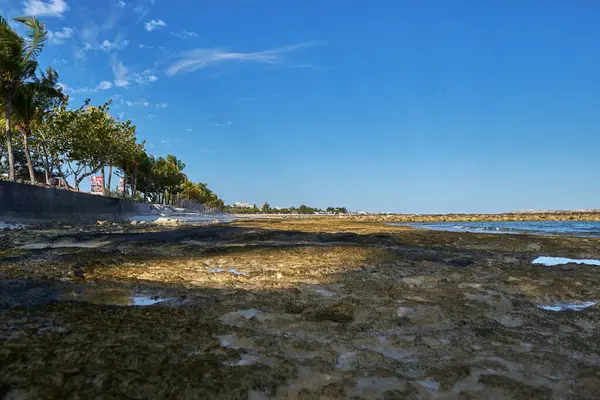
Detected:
left=537, top=301, right=596, bottom=312
left=532, top=256, right=600, bottom=266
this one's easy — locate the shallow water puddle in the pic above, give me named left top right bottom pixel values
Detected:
left=417, top=377, right=440, bottom=393
left=228, top=268, right=247, bottom=276
left=130, top=295, right=172, bottom=306
left=19, top=236, right=112, bottom=250
left=298, top=284, right=343, bottom=297
left=225, top=353, right=261, bottom=366
left=0, top=221, right=24, bottom=230
left=532, top=256, right=600, bottom=266
left=208, top=267, right=247, bottom=276
left=350, top=377, right=407, bottom=398
left=314, top=289, right=336, bottom=297
left=537, top=302, right=596, bottom=312
left=219, top=309, right=267, bottom=327
left=336, top=352, right=357, bottom=371
left=61, top=287, right=173, bottom=307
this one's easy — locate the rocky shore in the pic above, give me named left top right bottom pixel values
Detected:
left=1, top=218, right=599, bottom=398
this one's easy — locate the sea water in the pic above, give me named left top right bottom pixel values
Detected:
left=392, top=221, right=600, bottom=238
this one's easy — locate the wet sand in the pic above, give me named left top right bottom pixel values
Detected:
left=1, top=218, right=600, bottom=399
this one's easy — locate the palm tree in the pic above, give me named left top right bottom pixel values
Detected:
left=12, top=67, right=65, bottom=184
left=165, top=154, right=187, bottom=205
left=166, top=154, right=186, bottom=175
left=0, top=16, right=46, bottom=181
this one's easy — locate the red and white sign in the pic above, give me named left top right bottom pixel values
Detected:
left=90, top=176, right=104, bottom=185
left=90, top=175, right=104, bottom=195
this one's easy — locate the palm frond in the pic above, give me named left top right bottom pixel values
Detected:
left=11, top=82, right=37, bottom=128
left=20, top=59, right=39, bottom=81
left=13, top=16, right=47, bottom=62
left=0, top=24, right=24, bottom=57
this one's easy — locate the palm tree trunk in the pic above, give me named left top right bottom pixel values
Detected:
left=108, top=165, right=113, bottom=193
left=4, top=95, right=15, bottom=182
left=23, top=129, right=36, bottom=184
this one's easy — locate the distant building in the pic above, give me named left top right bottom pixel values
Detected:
left=234, top=201, right=252, bottom=208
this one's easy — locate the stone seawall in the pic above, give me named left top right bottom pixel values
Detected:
left=0, top=181, right=149, bottom=221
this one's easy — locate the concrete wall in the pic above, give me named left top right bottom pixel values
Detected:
left=0, top=181, right=147, bottom=220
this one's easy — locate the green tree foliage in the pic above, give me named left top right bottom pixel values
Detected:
left=181, top=181, right=224, bottom=209
left=225, top=204, right=347, bottom=215
left=326, top=207, right=348, bottom=214
left=0, top=16, right=46, bottom=181
left=0, top=14, right=226, bottom=211
left=40, top=99, right=133, bottom=191
left=11, top=66, right=65, bottom=183
left=262, top=202, right=271, bottom=213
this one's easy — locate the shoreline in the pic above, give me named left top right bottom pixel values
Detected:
left=232, top=211, right=600, bottom=223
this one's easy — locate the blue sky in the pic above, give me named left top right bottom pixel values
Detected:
left=2, top=0, right=600, bottom=213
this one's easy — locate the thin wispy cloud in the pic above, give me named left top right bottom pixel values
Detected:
left=112, top=61, right=129, bottom=87
left=47, top=26, right=73, bottom=44
left=185, top=128, right=193, bottom=132
left=166, top=42, right=322, bottom=76
left=125, top=100, right=150, bottom=107
left=144, top=19, right=167, bottom=32
left=58, top=80, right=113, bottom=94
left=156, top=103, right=168, bottom=108
left=97, top=81, right=113, bottom=90
left=23, top=0, right=69, bottom=17
left=117, top=1, right=126, bottom=7
left=170, top=30, right=197, bottom=39
left=101, top=38, right=129, bottom=51
left=133, top=7, right=143, bottom=13
left=73, top=48, right=85, bottom=60
left=111, top=57, right=158, bottom=87
left=133, top=74, right=158, bottom=84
